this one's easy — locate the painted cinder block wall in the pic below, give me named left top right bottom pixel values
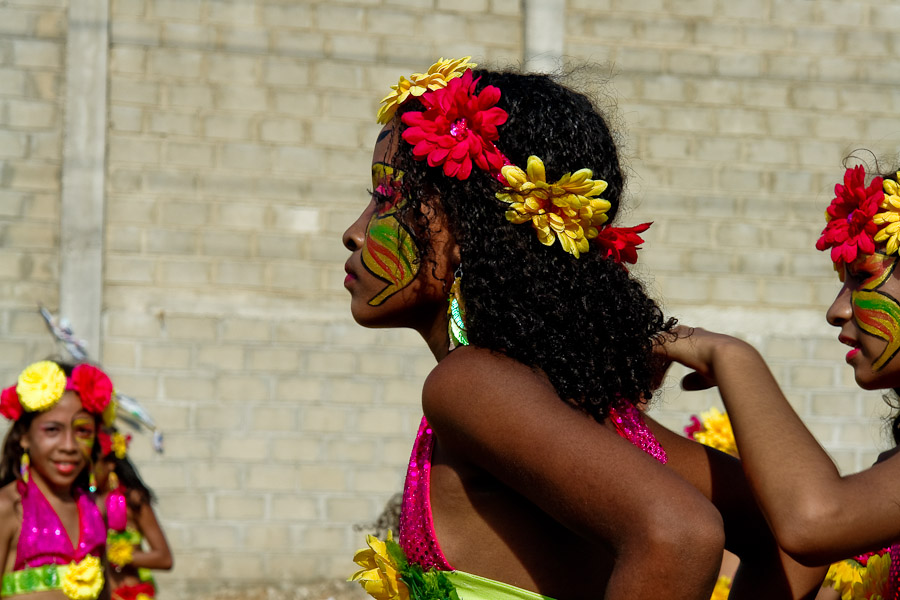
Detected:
left=1, top=0, right=899, bottom=596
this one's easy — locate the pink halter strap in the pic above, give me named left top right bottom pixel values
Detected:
left=399, top=403, right=667, bottom=571
left=14, top=477, right=106, bottom=570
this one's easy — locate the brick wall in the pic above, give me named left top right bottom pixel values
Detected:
left=1, top=0, right=899, bottom=597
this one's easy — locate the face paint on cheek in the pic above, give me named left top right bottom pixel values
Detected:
left=362, top=163, right=419, bottom=306
left=853, top=290, right=900, bottom=371
left=72, top=417, right=95, bottom=456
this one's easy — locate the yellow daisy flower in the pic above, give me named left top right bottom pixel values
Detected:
left=850, top=551, right=890, bottom=600
left=17, top=361, right=66, bottom=412
left=61, top=555, right=104, bottom=600
left=824, top=559, right=865, bottom=600
left=107, top=538, right=134, bottom=566
left=376, top=57, right=477, bottom=124
left=873, top=172, right=900, bottom=255
left=693, top=407, right=738, bottom=458
left=497, top=155, right=610, bottom=258
left=349, top=532, right=408, bottom=600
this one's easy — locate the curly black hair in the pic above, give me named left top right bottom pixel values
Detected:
left=385, top=69, right=674, bottom=421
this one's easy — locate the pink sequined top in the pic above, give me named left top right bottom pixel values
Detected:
left=399, top=401, right=668, bottom=570
left=13, top=477, right=106, bottom=570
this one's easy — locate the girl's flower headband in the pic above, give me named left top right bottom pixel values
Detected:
left=378, top=57, right=651, bottom=263
left=816, top=165, right=900, bottom=264
left=1, top=361, right=114, bottom=421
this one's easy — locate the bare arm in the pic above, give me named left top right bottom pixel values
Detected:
left=424, top=346, right=725, bottom=599
left=130, top=495, right=173, bottom=570
left=661, top=326, right=900, bottom=563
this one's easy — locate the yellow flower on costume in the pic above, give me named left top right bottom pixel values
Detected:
left=496, top=155, right=610, bottom=258
left=710, top=575, right=731, bottom=600
left=107, top=538, right=134, bottom=566
left=874, top=173, right=900, bottom=256
left=17, top=361, right=67, bottom=412
left=377, top=57, right=477, bottom=124
left=61, top=555, right=104, bottom=600
left=692, top=407, right=738, bottom=458
left=349, top=532, right=409, bottom=600
left=825, top=559, right=865, bottom=600
left=850, top=552, right=890, bottom=600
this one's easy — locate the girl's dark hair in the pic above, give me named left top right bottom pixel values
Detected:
left=389, top=69, right=674, bottom=420
left=0, top=361, right=100, bottom=490
left=108, top=454, right=155, bottom=508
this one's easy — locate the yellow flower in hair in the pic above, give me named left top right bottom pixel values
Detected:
left=349, top=532, right=408, bottom=600
left=874, top=173, right=900, bottom=255
left=102, top=397, right=116, bottom=427
left=17, top=361, right=66, bottom=412
left=111, top=432, right=128, bottom=459
left=61, top=555, right=104, bottom=600
left=497, top=155, right=610, bottom=258
left=107, top=538, right=134, bottom=567
left=692, top=407, right=738, bottom=458
left=376, top=56, right=477, bottom=124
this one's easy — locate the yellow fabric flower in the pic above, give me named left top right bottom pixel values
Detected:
left=349, top=532, right=408, bottom=600
left=710, top=575, right=731, bottom=600
left=111, top=432, right=128, bottom=459
left=107, top=538, right=134, bottom=566
left=136, top=595, right=152, bottom=600
left=497, top=155, right=610, bottom=258
left=850, top=552, right=890, bottom=600
left=874, top=172, right=900, bottom=255
left=377, top=57, right=477, bottom=124
left=825, top=559, right=865, bottom=600
left=693, top=407, right=738, bottom=458
left=17, top=361, right=66, bottom=412
left=61, top=555, right=104, bottom=600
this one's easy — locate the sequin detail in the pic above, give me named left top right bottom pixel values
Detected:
left=399, top=404, right=667, bottom=570
left=888, top=543, right=900, bottom=600
left=14, top=477, right=106, bottom=570
left=399, top=418, right=453, bottom=571
left=608, top=401, right=668, bottom=464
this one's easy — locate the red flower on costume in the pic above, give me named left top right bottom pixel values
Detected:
left=0, top=386, right=22, bottom=421
left=112, top=582, right=156, bottom=600
left=816, top=166, right=883, bottom=264
left=400, top=70, right=508, bottom=181
left=594, top=222, right=652, bottom=265
left=70, top=364, right=113, bottom=414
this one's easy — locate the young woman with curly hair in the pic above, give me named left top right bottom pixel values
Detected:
left=345, top=58, right=824, bottom=599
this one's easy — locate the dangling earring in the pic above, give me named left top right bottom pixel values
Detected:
left=88, top=459, right=97, bottom=493
left=108, top=471, right=120, bottom=491
left=20, top=450, right=29, bottom=484
left=448, top=267, right=468, bottom=350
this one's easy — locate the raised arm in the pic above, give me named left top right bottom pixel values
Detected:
left=424, top=346, right=725, bottom=599
left=661, top=326, right=900, bottom=564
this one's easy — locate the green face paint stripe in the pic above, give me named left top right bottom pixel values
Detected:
left=361, top=206, right=419, bottom=307
left=853, top=289, right=900, bottom=371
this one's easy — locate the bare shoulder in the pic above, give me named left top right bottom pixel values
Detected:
left=0, top=481, right=21, bottom=539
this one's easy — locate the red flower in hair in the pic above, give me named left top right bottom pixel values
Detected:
left=0, top=386, right=22, bottom=421
left=401, top=69, right=508, bottom=180
left=816, top=166, right=883, bottom=264
left=69, top=364, right=113, bottom=414
left=595, top=222, right=652, bottom=265
left=684, top=415, right=703, bottom=439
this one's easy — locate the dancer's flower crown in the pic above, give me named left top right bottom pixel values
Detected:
left=0, top=361, right=114, bottom=422
left=816, top=165, right=900, bottom=265
left=379, top=57, right=651, bottom=262
left=98, top=428, right=130, bottom=459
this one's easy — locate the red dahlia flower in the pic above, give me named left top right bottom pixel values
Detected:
left=400, top=69, right=508, bottom=180
left=0, top=386, right=22, bottom=421
left=70, top=364, right=113, bottom=414
left=595, top=222, right=652, bottom=265
left=816, top=166, right=883, bottom=264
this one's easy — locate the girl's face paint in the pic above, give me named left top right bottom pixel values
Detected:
left=361, top=163, right=420, bottom=306
left=21, top=391, right=95, bottom=494
left=850, top=253, right=900, bottom=371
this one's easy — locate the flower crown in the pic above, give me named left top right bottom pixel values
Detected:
left=98, top=428, right=130, bottom=459
left=816, top=165, right=900, bottom=264
left=378, top=57, right=651, bottom=262
left=1, top=361, right=115, bottom=423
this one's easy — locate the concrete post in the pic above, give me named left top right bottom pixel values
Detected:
left=59, top=0, right=109, bottom=357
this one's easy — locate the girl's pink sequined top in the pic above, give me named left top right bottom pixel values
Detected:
left=398, top=401, right=668, bottom=570
left=14, top=477, right=106, bottom=570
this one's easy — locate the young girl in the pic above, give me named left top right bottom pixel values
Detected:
left=662, top=165, right=900, bottom=597
left=346, top=58, right=824, bottom=599
left=94, top=427, right=172, bottom=600
left=0, top=360, right=112, bottom=600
